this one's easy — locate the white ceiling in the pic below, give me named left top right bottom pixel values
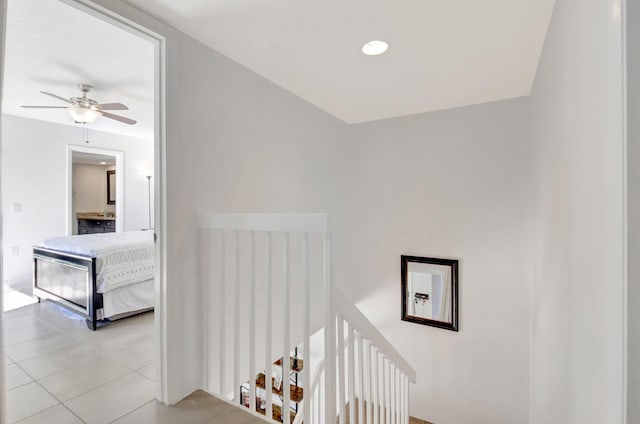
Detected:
left=2, top=0, right=155, bottom=139
left=124, top=0, right=555, bottom=123
left=72, top=151, right=115, bottom=166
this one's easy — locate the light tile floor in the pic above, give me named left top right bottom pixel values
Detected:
left=3, top=284, right=38, bottom=313
left=3, top=302, right=266, bottom=424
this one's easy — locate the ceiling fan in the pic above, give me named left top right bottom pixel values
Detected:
left=21, top=83, right=137, bottom=125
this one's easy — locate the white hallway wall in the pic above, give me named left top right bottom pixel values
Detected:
left=346, top=99, right=532, bottom=423
left=529, top=0, right=625, bottom=423
left=59, top=0, right=628, bottom=423
left=92, top=1, right=533, bottom=421
left=171, top=49, right=533, bottom=423
left=1, top=114, right=153, bottom=285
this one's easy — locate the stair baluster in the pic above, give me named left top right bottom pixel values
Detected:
left=198, top=213, right=416, bottom=424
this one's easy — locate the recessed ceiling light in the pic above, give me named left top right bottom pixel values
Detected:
left=100, top=161, right=107, bottom=165
left=362, top=40, right=388, bottom=56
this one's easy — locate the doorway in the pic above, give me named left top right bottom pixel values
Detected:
left=67, top=146, right=124, bottom=236
left=0, top=0, right=167, bottom=421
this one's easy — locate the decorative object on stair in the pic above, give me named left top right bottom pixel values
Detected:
left=197, top=213, right=417, bottom=424
left=401, top=255, right=459, bottom=331
left=240, top=354, right=305, bottom=423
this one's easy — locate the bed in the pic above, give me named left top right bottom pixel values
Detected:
left=32, top=230, right=155, bottom=330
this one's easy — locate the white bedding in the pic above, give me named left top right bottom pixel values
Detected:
left=38, top=231, right=154, bottom=294
left=99, top=278, right=155, bottom=320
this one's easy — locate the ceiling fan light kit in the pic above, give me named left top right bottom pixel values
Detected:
left=67, top=105, right=101, bottom=123
left=21, top=83, right=137, bottom=126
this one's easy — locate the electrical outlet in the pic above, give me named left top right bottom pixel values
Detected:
left=11, top=203, right=21, bottom=213
left=9, top=246, right=19, bottom=256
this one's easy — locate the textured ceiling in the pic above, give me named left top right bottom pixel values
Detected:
left=124, top=0, right=555, bottom=123
left=2, top=0, right=154, bottom=139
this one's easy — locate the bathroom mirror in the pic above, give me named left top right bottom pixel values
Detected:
left=107, top=170, right=116, bottom=204
left=401, top=255, right=459, bottom=331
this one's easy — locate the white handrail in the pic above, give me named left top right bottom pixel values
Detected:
left=334, top=288, right=416, bottom=383
left=198, top=213, right=414, bottom=424
left=197, top=212, right=328, bottom=233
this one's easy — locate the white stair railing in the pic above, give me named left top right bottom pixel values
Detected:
left=198, top=213, right=416, bottom=424
left=332, top=289, right=416, bottom=424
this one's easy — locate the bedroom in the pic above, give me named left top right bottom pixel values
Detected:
left=1, top=0, right=159, bottom=422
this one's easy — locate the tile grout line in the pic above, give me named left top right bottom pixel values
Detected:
left=4, top=379, right=33, bottom=393
left=6, top=335, right=88, bottom=364
left=7, top=362, right=84, bottom=424
left=132, top=363, right=155, bottom=382
left=31, top=379, right=88, bottom=424
left=12, top=344, right=104, bottom=381
left=3, top=329, right=60, bottom=348
left=4, top=361, right=29, bottom=392
left=9, top=349, right=85, bottom=418
left=11, top=358, right=87, bottom=424
left=34, top=379, right=88, bottom=424
left=62, top=371, right=155, bottom=424
left=7, top=324, right=147, bottom=422
left=107, top=399, right=156, bottom=424
left=5, top=304, right=156, bottom=423
left=57, top=370, right=143, bottom=404
left=133, top=370, right=153, bottom=382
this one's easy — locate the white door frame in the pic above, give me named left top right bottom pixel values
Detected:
left=0, top=0, right=168, bottom=407
left=0, top=0, right=8, bottom=422
left=0, top=0, right=167, bottom=413
left=58, top=0, right=169, bottom=404
left=59, top=0, right=169, bottom=404
left=66, top=145, right=125, bottom=234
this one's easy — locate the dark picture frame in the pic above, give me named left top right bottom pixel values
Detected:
left=401, top=255, right=459, bottom=331
left=107, top=170, right=116, bottom=205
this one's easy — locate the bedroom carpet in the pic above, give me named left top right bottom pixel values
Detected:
left=3, top=301, right=267, bottom=424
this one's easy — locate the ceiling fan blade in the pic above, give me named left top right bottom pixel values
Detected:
left=21, top=105, right=68, bottom=109
left=97, top=102, right=129, bottom=111
left=39, top=91, right=73, bottom=104
left=101, top=111, right=137, bottom=125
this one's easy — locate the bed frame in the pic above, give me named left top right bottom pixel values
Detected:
left=33, top=246, right=103, bottom=330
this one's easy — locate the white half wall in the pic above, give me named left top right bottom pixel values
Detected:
left=529, top=0, right=625, bottom=423
left=1, top=114, right=153, bottom=286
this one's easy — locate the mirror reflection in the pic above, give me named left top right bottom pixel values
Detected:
left=401, top=256, right=458, bottom=331
left=107, top=170, right=116, bottom=205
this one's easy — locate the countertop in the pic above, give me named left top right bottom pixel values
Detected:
left=76, top=212, right=116, bottom=221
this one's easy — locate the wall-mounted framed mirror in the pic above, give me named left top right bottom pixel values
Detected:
left=107, top=170, right=116, bottom=204
left=401, top=255, right=459, bottom=331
